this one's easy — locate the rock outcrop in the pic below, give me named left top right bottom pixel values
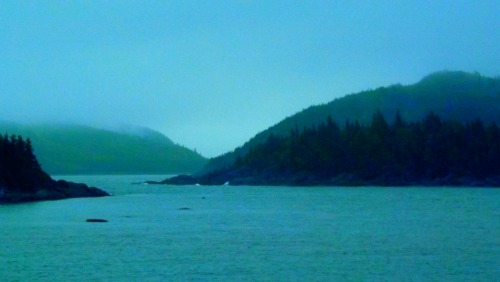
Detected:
left=0, top=179, right=109, bottom=204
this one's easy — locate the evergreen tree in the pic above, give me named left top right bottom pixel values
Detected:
left=225, top=111, right=500, bottom=184
left=0, top=134, right=45, bottom=193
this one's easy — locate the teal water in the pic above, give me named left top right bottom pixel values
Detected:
left=0, top=175, right=498, bottom=281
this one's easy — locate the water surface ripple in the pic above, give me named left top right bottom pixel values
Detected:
left=0, top=175, right=498, bottom=281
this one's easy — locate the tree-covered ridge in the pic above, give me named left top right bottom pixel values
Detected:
left=174, top=111, right=499, bottom=186
left=240, top=111, right=499, bottom=183
left=0, top=135, right=48, bottom=193
left=201, top=71, right=500, bottom=175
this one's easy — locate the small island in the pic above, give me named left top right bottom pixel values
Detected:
left=0, top=134, right=109, bottom=203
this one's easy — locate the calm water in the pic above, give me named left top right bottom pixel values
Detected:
left=0, top=175, right=498, bottom=281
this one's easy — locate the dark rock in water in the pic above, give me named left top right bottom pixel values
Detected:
left=178, top=207, right=191, bottom=210
left=147, top=174, right=198, bottom=185
left=86, top=219, right=108, bottom=223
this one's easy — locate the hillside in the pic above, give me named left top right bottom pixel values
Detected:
left=201, top=71, right=500, bottom=174
left=157, top=112, right=500, bottom=186
left=0, top=123, right=207, bottom=175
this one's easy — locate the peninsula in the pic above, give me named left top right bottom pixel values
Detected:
left=0, top=135, right=109, bottom=203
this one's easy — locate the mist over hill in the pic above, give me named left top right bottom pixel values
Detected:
left=201, top=71, right=500, bottom=175
left=0, top=123, right=207, bottom=175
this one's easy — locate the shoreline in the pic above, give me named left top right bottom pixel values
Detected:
left=148, top=173, right=500, bottom=188
left=0, top=180, right=110, bottom=204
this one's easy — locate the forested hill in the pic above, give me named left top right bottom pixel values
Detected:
left=201, top=71, right=500, bottom=175
left=0, top=123, right=207, bottom=175
left=159, top=111, right=500, bottom=186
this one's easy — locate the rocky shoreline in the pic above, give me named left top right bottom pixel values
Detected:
left=0, top=179, right=110, bottom=204
left=148, top=170, right=500, bottom=187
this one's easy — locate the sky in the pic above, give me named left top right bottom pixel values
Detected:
left=0, top=1, right=499, bottom=157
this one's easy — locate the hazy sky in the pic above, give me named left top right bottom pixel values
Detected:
left=1, top=1, right=499, bottom=157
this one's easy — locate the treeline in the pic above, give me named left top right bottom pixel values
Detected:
left=200, top=71, right=500, bottom=177
left=231, top=111, right=500, bottom=184
left=0, top=135, right=46, bottom=193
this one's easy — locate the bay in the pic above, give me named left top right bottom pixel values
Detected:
left=0, top=175, right=498, bottom=281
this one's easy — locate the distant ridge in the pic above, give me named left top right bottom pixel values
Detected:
left=0, top=123, right=207, bottom=175
left=201, top=71, right=500, bottom=174
left=101, top=124, right=176, bottom=146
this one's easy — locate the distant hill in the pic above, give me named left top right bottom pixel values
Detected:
left=201, top=71, right=500, bottom=174
left=0, top=123, right=207, bottom=175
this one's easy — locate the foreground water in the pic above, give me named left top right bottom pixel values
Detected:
left=0, top=175, right=498, bottom=281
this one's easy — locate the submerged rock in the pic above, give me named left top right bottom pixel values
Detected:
left=86, top=219, right=108, bottom=223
